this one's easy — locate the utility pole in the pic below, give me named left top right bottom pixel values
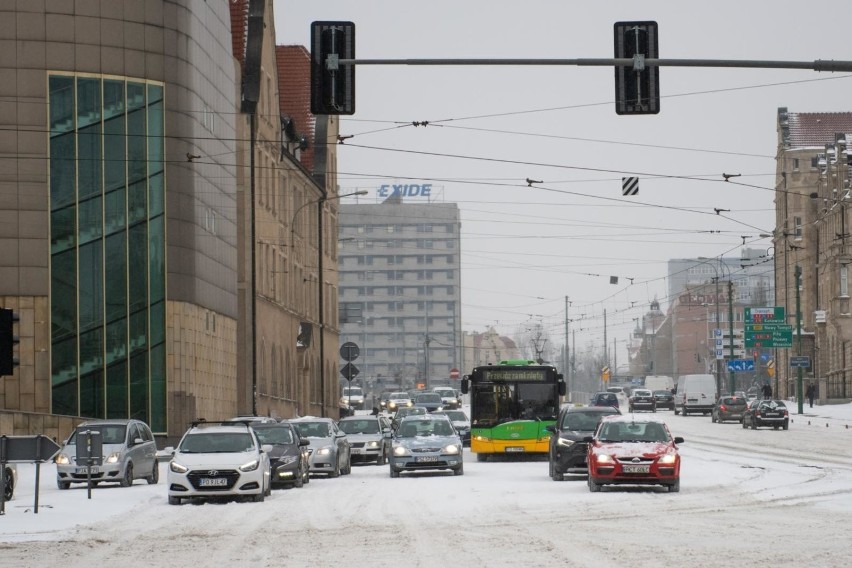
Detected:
left=603, top=309, right=608, bottom=371
left=795, top=265, right=804, bottom=414
left=728, top=279, right=735, bottom=395
left=564, top=295, right=570, bottom=375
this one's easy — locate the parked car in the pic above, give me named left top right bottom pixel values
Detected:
left=546, top=405, right=621, bottom=481
left=712, top=396, right=749, bottom=424
left=432, top=386, right=461, bottom=409
left=251, top=422, right=310, bottom=488
left=652, top=390, right=675, bottom=410
left=628, top=389, right=657, bottom=412
left=167, top=421, right=272, bottom=505
left=743, top=399, right=790, bottom=430
left=337, top=414, right=393, bottom=465
left=586, top=415, right=684, bottom=493
left=386, top=391, right=414, bottom=413
left=55, top=419, right=159, bottom=490
left=389, top=414, right=464, bottom=478
left=432, top=409, right=471, bottom=446
left=413, top=392, right=444, bottom=412
left=2, top=463, right=15, bottom=502
left=589, top=392, right=620, bottom=409
left=290, top=417, right=352, bottom=477
left=225, top=415, right=278, bottom=425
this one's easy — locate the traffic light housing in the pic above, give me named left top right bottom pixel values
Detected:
left=310, top=21, right=356, bottom=115
left=614, top=21, right=660, bottom=115
left=0, top=308, right=20, bottom=376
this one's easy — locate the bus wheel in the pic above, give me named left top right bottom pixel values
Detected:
left=476, top=453, right=488, bottom=462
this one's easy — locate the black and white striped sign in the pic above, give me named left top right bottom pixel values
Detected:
left=622, top=176, right=639, bottom=196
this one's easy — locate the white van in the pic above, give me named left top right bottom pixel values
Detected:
left=644, top=375, right=674, bottom=392
left=674, top=374, right=717, bottom=416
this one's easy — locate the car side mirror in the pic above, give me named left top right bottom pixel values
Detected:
left=674, top=437, right=684, bottom=444
left=544, top=425, right=556, bottom=433
left=261, top=444, right=274, bottom=453
left=133, top=437, right=144, bottom=446
left=299, top=439, right=310, bottom=447
left=582, top=436, right=594, bottom=443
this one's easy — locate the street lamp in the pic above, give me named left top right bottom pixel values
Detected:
left=289, top=189, right=367, bottom=417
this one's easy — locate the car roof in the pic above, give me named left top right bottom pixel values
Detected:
left=599, top=414, right=665, bottom=424
left=290, top=416, right=334, bottom=423
left=339, top=414, right=381, bottom=421
left=564, top=406, right=620, bottom=414
left=77, top=419, right=140, bottom=426
left=399, top=414, right=452, bottom=423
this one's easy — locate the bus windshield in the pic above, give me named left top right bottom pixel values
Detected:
left=470, top=382, right=557, bottom=426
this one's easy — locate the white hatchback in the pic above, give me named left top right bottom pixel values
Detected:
left=167, top=421, right=272, bottom=505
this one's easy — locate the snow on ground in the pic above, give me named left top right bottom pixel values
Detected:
left=2, top=401, right=851, bottom=567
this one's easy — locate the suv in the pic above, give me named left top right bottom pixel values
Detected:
left=389, top=414, right=464, bottom=477
left=290, top=417, right=352, bottom=477
left=338, top=414, right=393, bottom=465
left=711, top=396, right=748, bottom=424
left=547, top=406, right=621, bottom=481
left=55, top=419, right=159, bottom=490
left=167, top=420, right=272, bottom=505
left=251, top=422, right=310, bottom=488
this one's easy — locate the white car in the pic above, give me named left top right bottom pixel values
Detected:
left=167, top=421, right=272, bottom=505
left=432, top=387, right=461, bottom=409
left=340, top=386, right=365, bottom=410
left=385, top=391, right=413, bottom=413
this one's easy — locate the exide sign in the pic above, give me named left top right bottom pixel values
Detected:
left=378, top=183, right=432, bottom=198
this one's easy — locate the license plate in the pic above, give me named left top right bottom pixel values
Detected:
left=77, top=467, right=98, bottom=474
left=415, top=456, right=438, bottom=463
left=505, top=447, right=525, bottom=452
left=763, top=413, right=779, bottom=417
left=351, top=448, right=363, bottom=454
left=622, top=465, right=650, bottom=474
left=199, top=477, right=228, bottom=487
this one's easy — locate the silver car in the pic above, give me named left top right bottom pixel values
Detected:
left=290, top=417, right=352, bottom=477
left=432, top=410, right=471, bottom=446
left=389, top=414, right=464, bottom=477
left=338, top=415, right=392, bottom=465
left=55, top=419, right=159, bottom=489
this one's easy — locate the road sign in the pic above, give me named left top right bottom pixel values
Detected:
left=340, top=342, right=359, bottom=361
left=340, top=362, right=360, bottom=381
left=0, top=435, right=61, bottom=463
left=449, top=368, right=460, bottom=379
left=727, top=359, right=755, bottom=373
left=744, top=307, right=786, bottom=324
left=715, top=349, right=724, bottom=360
left=790, top=356, right=811, bottom=368
left=744, top=323, right=793, bottom=348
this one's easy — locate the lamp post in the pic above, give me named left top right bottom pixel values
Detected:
left=290, top=189, right=367, bottom=417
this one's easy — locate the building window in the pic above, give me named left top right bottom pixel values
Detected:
left=794, top=216, right=803, bottom=240
left=841, top=264, right=849, bottom=297
left=792, top=158, right=799, bottom=172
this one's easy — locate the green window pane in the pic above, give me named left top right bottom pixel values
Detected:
left=147, top=85, right=164, bottom=174
left=129, top=308, right=148, bottom=355
left=127, top=106, right=146, bottom=184
left=149, top=215, right=164, bottom=303
left=106, top=317, right=127, bottom=366
left=50, top=133, right=76, bottom=209
left=49, top=75, right=74, bottom=133
left=77, top=124, right=102, bottom=201
left=51, top=336, right=78, bottom=417
left=51, top=248, right=76, bottom=340
left=149, top=343, right=166, bottom=432
left=104, top=81, right=126, bottom=194
left=150, top=300, right=165, bottom=346
left=106, top=361, right=128, bottom=419
left=103, top=80, right=125, bottom=120
left=105, top=231, right=127, bottom=323
left=78, top=196, right=102, bottom=245
left=50, top=204, right=76, bottom=254
left=76, top=77, right=101, bottom=127
left=129, top=352, right=148, bottom=422
left=127, top=82, right=145, bottom=111
left=128, top=223, right=148, bottom=313
left=128, top=180, right=147, bottom=225
left=148, top=172, right=164, bottom=217
left=78, top=240, right=103, bottom=331
left=80, top=368, right=104, bottom=419
left=104, top=187, right=126, bottom=235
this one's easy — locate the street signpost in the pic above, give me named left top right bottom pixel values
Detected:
left=744, top=307, right=786, bottom=323
left=0, top=434, right=62, bottom=514
left=790, top=356, right=811, bottom=368
left=727, top=359, right=755, bottom=373
left=340, top=342, right=359, bottom=361
left=744, top=323, right=793, bottom=348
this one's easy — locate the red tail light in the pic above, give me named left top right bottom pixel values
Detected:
left=719, top=405, right=727, bottom=412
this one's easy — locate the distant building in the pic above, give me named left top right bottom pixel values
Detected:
left=461, top=327, right=522, bottom=373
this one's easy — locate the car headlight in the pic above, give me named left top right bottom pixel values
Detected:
left=105, top=452, right=121, bottom=464
left=316, top=447, right=332, bottom=456
left=557, top=437, right=575, bottom=447
left=443, top=444, right=460, bottom=455
left=55, top=453, right=71, bottom=465
left=436, top=406, right=444, bottom=411
left=658, top=453, right=678, bottom=465
left=169, top=461, right=188, bottom=474
left=392, top=445, right=410, bottom=457
left=239, top=459, right=260, bottom=472
left=406, top=401, right=413, bottom=407
left=595, top=454, right=615, bottom=465
left=366, top=441, right=380, bottom=449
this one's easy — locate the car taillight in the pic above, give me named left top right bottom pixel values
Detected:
left=719, top=405, right=727, bottom=412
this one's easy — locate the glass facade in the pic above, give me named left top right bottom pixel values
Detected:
left=49, top=75, right=167, bottom=432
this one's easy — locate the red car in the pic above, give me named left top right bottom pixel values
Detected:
left=585, top=415, right=684, bottom=493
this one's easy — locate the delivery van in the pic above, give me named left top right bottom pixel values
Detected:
left=674, top=374, right=717, bottom=416
left=644, top=375, right=674, bottom=392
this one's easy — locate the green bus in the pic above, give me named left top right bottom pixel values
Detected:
left=461, top=360, right=565, bottom=461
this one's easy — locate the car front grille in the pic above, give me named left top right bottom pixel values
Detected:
left=187, top=469, right=240, bottom=491
left=350, top=442, right=365, bottom=449
left=412, top=447, right=442, bottom=453
left=615, top=457, right=654, bottom=465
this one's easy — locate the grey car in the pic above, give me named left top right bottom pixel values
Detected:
left=712, top=396, right=749, bottom=423
left=55, top=419, right=159, bottom=489
left=431, top=409, right=471, bottom=446
left=290, top=417, right=352, bottom=477
left=338, top=415, right=393, bottom=465
left=413, top=392, right=444, bottom=412
left=389, top=414, right=464, bottom=477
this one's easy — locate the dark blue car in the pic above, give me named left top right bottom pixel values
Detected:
left=589, top=392, right=620, bottom=409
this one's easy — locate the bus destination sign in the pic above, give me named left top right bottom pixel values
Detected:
left=482, top=369, right=549, bottom=382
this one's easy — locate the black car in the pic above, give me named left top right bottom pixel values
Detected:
left=589, top=392, right=620, bottom=409
left=628, top=389, right=656, bottom=412
left=413, top=392, right=444, bottom=412
left=743, top=399, right=789, bottom=430
left=251, top=422, right=311, bottom=488
left=652, top=390, right=675, bottom=410
left=712, top=395, right=748, bottom=423
left=546, top=405, right=621, bottom=481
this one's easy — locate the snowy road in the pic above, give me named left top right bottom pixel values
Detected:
left=2, top=407, right=851, bottom=567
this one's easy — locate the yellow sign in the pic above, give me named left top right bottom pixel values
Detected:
left=602, top=366, right=611, bottom=382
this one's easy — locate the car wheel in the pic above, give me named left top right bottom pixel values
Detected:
left=294, top=472, right=304, bottom=488
left=711, top=413, right=716, bottom=423
left=783, top=421, right=789, bottom=430
left=3, top=468, right=13, bottom=501
left=303, top=467, right=310, bottom=485
left=57, top=479, right=71, bottom=490
left=588, top=476, right=602, bottom=492
left=120, top=463, right=134, bottom=487
left=751, top=421, right=757, bottom=430
left=773, top=425, right=780, bottom=430
left=329, top=457, right=341, bottom=478
left=668, top=478, right=681, bottom=493
left=552, top=469, right=564, bottom=482
left=682, top=408, right=689, bottom=416
left=742, top=419, right=748, bottom=429
left=476, top=453, right=488, bottom=462
left=147, top=461, right=159, bottom=485
left=253, top=490, right=265, bottom=503
left=453, top=463, right=464, bottom=476
left=378, top=447, right=387, bottom=466
left=168, top=495, right=182, bottom=506
left=674, top=407, right=680, bottom=415
left=342, top=454, right=352, bottom=475
left=390, top=467, right=400, bottom=478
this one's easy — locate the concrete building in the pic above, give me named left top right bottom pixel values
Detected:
left=773, top=108, right=852, bottom=402
left=460, top=327, right=522, bottom=374
left=0, top=0, right=341, bottom=442
left=338, top=194, right=462, bottom=394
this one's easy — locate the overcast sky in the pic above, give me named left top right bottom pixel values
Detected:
left=275, top=1, right=852, bottom=365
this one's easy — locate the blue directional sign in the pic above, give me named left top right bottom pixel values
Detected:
left=727, top=359, right=755, bottom=373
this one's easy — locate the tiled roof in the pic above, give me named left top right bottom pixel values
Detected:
left=229, top=0, right=248, bottom=65
left=780, top=110, right=852, bottom=149
left=276, top=45, right=316, bottom=172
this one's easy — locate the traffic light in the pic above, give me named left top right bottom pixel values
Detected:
left=310, top=21, right=356, bottom=115
left=613, top=21, right=660, bottom=115
left=0, top=308, right=20, bottom=376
